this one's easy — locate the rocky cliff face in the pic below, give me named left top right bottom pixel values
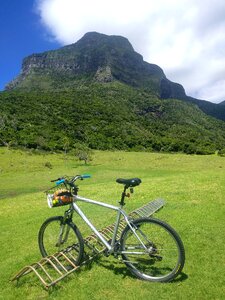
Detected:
left=5, top=32, right=186, bottom=99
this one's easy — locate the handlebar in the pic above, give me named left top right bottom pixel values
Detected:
left=51, top=174, right=91, bottom=186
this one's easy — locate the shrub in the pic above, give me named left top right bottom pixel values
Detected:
left=44, top=162, right=53, bottom=169
left=218, top=148, right=225, bottom=157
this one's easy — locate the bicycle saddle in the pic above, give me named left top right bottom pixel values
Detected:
left=116, top=178, right=142, bottom=188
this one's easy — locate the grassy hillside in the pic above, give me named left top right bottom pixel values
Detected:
left=0, top=148, right=225, bottom=299
left=1, top=82, right=225, bottom=154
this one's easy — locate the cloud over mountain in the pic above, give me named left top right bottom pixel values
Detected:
left=36, top=0, right=225, bottom=103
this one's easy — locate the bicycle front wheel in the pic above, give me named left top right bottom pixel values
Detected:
left=120, top=217, right=185, bottom=282
left=38, top=216, right=84, bottom=265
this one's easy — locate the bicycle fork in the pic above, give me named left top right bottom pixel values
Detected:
left=55, top=224, right=70, bottom=247
left=55, top=210, right=73, bottom=247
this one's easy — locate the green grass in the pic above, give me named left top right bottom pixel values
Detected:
left=0, top=148, right=225, bottom=299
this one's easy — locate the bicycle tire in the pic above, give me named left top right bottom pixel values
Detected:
left=120, top=217, right=185, bottom=282
left=38, top=216, right=84, bottom=265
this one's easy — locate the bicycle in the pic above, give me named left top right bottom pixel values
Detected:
left=38, top=174, right=185, bottom=282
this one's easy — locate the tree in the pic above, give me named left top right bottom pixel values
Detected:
left=73, top=143, right=93, bottom=164
left=0, top=114, right=17, bottom=148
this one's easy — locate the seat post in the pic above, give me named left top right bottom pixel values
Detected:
left=119, top=186, right=127, bottom=206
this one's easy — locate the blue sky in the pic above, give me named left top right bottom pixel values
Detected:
left=1, top=0, right=225, bottom=103
left=0, top=1, right=60, bottom=91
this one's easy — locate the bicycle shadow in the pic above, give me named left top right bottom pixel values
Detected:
left=171, top=272, right=188, bottom=283
left=92, top=256, right=134, bottom=279
left=86, top=256, right=188, bottom=283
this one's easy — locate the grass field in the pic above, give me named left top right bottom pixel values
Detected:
left=0, top=147, right=225, bottom=299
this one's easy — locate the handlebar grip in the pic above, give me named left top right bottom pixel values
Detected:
left=56, top=179, right=66, bottom=185
left=81, top=174, right=91, bottom=179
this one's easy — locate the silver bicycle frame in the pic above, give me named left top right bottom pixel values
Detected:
left=72, top=195, right=147, bottom=254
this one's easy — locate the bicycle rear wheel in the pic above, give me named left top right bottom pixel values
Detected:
left=38, top=216, right=84, bottom=265
left=120, top=217, right=185, bottom=282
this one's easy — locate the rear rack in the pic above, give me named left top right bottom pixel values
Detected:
left=12, top=199, right=165, bottom=289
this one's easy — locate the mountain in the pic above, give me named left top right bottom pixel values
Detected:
left=6, top=32, right=225, bottom=122
left=1, top=32, right=225, bottom=154
left=6, top=32, right=186, bottom=99
left=183, top=96, right=225, bottom=121
left=218, top=100, right=225, bottom=106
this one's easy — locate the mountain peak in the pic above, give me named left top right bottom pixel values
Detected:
left=75, top=32, right=134, bottom=51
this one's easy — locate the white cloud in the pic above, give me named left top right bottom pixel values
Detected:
left=195, top=80, right=225, bottom=103
left=36, top=0, right=225, bottom=103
